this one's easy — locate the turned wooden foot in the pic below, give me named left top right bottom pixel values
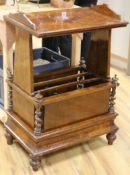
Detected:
left=106, top=128, right=118, bottom=145
left=29, top=154, right=41, bottom=171
left=5, top=130, right=14, bottom=145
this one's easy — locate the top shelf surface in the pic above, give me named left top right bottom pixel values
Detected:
left=4, top=4, right=128, bottom=37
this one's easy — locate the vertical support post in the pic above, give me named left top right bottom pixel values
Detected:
left=13, top=28, right=34, bottom=128
left=106, top=74, right=119, bottom=145
left=7, top=68, right=13, bottom=111
left=109, top=74, right=119, bottom=114
left=71, top=33, right=83, bottom=66
left=87, top=29, right=111, bottom=78
left=14, top=27, right=33, bottom=93
left=34, top=92, right=44, bottom=136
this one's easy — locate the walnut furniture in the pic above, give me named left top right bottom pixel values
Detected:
left=4, top=5, right=128, bottom=171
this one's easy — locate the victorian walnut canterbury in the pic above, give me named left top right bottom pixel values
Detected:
left=4, top=5, right=128, bottom=171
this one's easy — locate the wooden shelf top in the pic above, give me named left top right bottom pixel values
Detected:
left=4, top=4, right=128, bottom=37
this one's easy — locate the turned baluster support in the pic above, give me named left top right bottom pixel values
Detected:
left=7, top=68, right=13, bottom=111
left=78, top=58, right=86, bottom=89
left=106, top=75, right=119, bottom=145
left=34, top=91, right=44, bottom=136
left=29, top=154, right=41, bottom=171
left=109, top=74, right=119, bottom=114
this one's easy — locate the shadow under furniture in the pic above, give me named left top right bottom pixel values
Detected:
left=4, top=5, right=127, bottom=171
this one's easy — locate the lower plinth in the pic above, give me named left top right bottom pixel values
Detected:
left=4, top=111, right=118, bottom=171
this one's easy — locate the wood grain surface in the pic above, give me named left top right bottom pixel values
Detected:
left=4, top=5, right=128, bottom=37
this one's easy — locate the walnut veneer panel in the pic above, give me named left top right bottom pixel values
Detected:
left=44, top=89, right=110, bottom=130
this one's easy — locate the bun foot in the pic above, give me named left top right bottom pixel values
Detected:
left=5, top=130, right=14, bottom=145
left=29, top=154, right=41, bottom=171
left=106, top=127, right=118, bottom=145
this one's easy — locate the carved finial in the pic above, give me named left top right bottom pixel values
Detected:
left=7, top=68, right=13, bottom=82
left=80, top=58, right=86, bottom=69
left=109, top=75, right=119, bottom=114
left=35, top=91, right=43, bottom=100
left=111, top=74, right=120, bottom=87
left=33, top=91, right=43, bottom=103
